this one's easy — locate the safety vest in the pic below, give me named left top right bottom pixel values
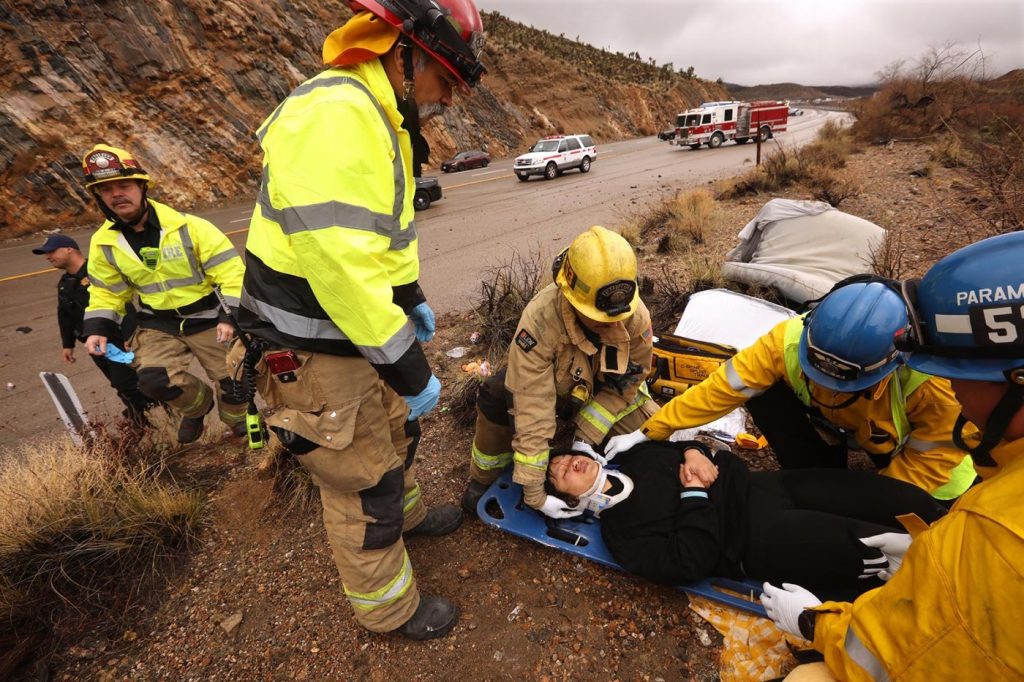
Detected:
left=238, top=60, right=429, bottom=395
left=83, top=200, right=243, bottom=336
left=782, top=317, right=975, bottom=498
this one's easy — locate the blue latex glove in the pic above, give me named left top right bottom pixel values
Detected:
left=409, top=302, right=436, bottom=343
left=404, top=375, right=441, bottom=421
left=105, top=343, right=135, bottom=365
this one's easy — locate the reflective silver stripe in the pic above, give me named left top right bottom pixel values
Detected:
left=100, top=245, right=132, bottom=289
left=580, top=402, right=614, bottom=431
left=84, top=309, right=123, bottom=323
left=256, top=74, right=414, bottom=250
left=173, top=226, right=205, bottom=287
left=180, top=308, right=219, bottom=320
left=845, top=627, right=889, bottom=681
left=241, top=289, right=348, bottom=341
left=220, top=295, right=240, bottom=308
left=87, top=276, right=129, bottom=293
left=136, top=282, right=163, bottom=294
left=905, top=436, right=957, bottom=452
left=345, top=551, right=414, bottom=611
left=725, top=359, right=764, bottom=398
left=244, top=286, right=429, bottom=365
left=202, top=249, right=238, bottom=271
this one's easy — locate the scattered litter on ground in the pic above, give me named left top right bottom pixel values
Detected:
left=15, top=326, right=32, bottom=334
left=445, top=346, right=468, bottom=358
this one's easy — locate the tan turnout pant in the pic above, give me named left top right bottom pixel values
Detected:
left=131, top=326, right=246, bottom=426
left=245, top=348, right=427, bottom=633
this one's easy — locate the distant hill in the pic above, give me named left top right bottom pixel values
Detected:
left=723, top=82, right=878, bottom=102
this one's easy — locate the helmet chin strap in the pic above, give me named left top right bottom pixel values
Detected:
left=952, top=374, right=1024, bottom=468
left=577, top=468, right=633, bottom=517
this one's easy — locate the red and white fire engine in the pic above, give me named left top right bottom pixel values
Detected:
left=674, top=100, right=789, bottom=149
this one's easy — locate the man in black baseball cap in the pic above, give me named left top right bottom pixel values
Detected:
left=33, top=234, right=154, bottom=428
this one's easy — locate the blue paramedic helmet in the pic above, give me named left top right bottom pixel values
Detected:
left=799, top=282, right=909, bottom=393
left=903, top=232, right=1024, bottom=382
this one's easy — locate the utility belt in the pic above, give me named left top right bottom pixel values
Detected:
left=647, top=333, right=736, bottom=399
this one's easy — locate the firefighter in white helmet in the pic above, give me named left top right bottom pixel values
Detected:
left=81, top=144, right=246, bottom=444
left=461, top=226, right=658, bottom=518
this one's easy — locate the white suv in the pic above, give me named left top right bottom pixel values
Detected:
left=514, top=134, right=597, bottom=181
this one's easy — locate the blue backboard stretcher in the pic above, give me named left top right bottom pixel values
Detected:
left=477, top=469, right=768, bottom=618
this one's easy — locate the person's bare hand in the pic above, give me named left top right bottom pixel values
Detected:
left=682, top=448, right=718, bottom=487
left=216, top=322, right=236, bottom=344
left=679, top=463, right=709, bottom=488
left=85, top=335, right=107, bottom=356
left=62, top=348, right=76, bottom=364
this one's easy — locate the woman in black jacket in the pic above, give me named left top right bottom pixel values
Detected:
left=545, top=440, right=947, bottom=596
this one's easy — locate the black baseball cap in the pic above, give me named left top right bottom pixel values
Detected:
left=32, top=234, right=80, bottom=254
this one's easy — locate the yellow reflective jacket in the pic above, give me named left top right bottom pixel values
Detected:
left=83, top=200, right=243, bottom=338
left=238, top=59, right=430, bottom=396
left=507, top=284, right=654, bottom=492
left=642, top=317, right=976, bottom=499
left=809, top=436, right=1024, bottom=681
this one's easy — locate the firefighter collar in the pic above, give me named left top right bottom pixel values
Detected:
left=578, top=468, right=633, bottom=517
left=560, top=295, right=630, bottom=374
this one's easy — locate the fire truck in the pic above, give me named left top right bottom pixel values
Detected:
left=674, top=100, right=789, bottom=149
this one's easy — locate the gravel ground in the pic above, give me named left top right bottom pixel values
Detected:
left=47, top=138, right=992, bottom=681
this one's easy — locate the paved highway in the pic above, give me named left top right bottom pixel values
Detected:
left=0, top=110, right=843, bottom=446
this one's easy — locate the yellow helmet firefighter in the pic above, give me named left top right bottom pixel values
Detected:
left=555, top=225, right=640, bottom=323
left=81, top=144, right=152, bottom=189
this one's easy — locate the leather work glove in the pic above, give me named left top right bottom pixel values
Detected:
left=538, top=495, right=584, bottom=519
left=604, top=429, right=649, bottom=460
left=859, top=532, right=912, bottom=581
left=761, top=582, right=822, bottom=639
left=571, top=439, right=608, bottom=465
left=404, top=375, right=441, bottom=421
left=409, top=302, right=436, bottom=343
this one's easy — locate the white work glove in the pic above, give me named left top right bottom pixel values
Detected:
left=571, top=439, right=608, bottom=465
left=760, top=582, right=822, bottom=639
left=537, top=495, right=583, bottom=519
left=859, top=532, right=912, bottom=581
left=603, top=429, right=649, bottom=460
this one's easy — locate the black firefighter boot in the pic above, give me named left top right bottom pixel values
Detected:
left=460, top=480, right=490, bottom=516
left=177, top=398, right=214, bottom=444
left=404, top=504, right=463, bottom=537
left=396, top=595, right=459, bottom=641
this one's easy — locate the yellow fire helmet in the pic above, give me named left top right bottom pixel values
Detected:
left=555, top=225, right=639, bottom=323
left=81, top=144, right=152, bottom=189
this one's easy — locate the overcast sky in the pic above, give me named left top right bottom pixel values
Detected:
left=475, top=0, right=1023, bottom=86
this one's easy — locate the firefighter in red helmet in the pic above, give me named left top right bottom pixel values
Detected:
left=234, top=0, right=485, bottom=641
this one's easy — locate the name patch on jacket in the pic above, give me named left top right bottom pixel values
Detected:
left=516, top=329, right=538, bottom=353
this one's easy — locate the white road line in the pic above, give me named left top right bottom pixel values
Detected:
left=229, top=215, right=253, bottom=223
left=469, top=168, right=505, bottom=177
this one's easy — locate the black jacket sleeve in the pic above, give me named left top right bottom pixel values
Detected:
left=57, top=303, right=77, bottom=349
left=605, top=490, right=722, bottom=585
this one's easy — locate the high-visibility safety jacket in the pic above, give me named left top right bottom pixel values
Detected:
left=809, top=436, right=1024, bottom=681
left=83, top=200, right=244, bottom=339
left=237, top=59, right=430, bottom=397
left=505, top=284, right=654, bottom=492
left=642, top=317, right=977, bottom=499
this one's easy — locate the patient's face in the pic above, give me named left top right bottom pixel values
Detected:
left=547, top=454, right=600, bottom=497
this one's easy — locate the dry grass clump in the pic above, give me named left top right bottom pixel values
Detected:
left=0, top=438, right=204, bottom=639
left=869, top=228, right=909, bottom=279
left=261, top=448, right=320, bottom=516
left=473, top=251, right=544, bottom=358
left=445, top=371, right=489, bottom=430
left=635, top=189, right=720, bottom=251
left=807, top=168, right=861, bottom=207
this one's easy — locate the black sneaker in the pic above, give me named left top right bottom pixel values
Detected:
left=404, top=504, right=462, bottom=537
left=460, top=480, right=490, bottom=516
left=395, top=595, right=458, bottom=641
left=177, top=400, right=214, bottom=444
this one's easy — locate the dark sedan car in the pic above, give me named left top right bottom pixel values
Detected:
left=414, top=177, right=442, bottom=210
left=440, top=150, right=490, bottom=172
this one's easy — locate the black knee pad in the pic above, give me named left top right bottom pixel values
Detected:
left=218, top=377, right=246, bottom=405
left=360, top=466, right=404, bottom=550
left=137, top=367, right=183, bottom=402
left=271, top=426, right=319, bottom=455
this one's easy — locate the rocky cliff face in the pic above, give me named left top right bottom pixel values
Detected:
left=0, top=2, right=726, bottom=238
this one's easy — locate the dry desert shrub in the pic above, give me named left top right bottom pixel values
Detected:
left=868, top=228, right=909, bottom=280
left=0, top=438, right=204, bottom=636
left=807, top=168, right=861, bottom=207
left=473, top=251, right=544, bottom=357
left=637, top=189, right=720, bottom=250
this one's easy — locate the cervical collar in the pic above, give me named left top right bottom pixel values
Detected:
left=578, top=468, right=633, bottom=517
